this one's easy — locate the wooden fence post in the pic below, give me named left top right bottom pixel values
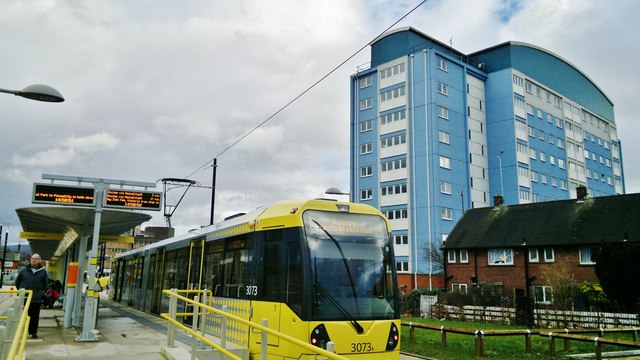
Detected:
left=409, top=322, right=415, bottom=342
left=594, top=337, right=602, bottom=360
left=548, top=332, right=556, bottom=356
left=475, top=330, right=484, bottom=356
left=525, top=330, right=532, bottom=354
left=564, top=329, right=571, bottom=351
left=440, top=326, right=447, bottom=349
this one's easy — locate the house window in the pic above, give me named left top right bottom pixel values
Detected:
left=441, top=207, right=453, bottom=221
left=488, top=248, right=514, bottom=265
left=534, top=286, right=553, bottom=304
left=360, top=120, right=372, bottom=132
left=360, top=189, right=372, bottom=201
left=579, top=247, right=597, bottom=265
left=439, top=156, right=451, bottom=169
left=452, top=283, right=468, bottom=294
left=437, top=57, right=448, bottom=72
left=528, top=248, right=539, bottom=262
left=544, top=247, right=555, bottom=262
left=359, top=75, right=372, bottom=89
left=448, top=250, right=456, bottom=263
left=360, top=166, right=372, bottom=177
left=459, top=250, right=469, bottom=263
left=359, top=98, right=372, bottom=110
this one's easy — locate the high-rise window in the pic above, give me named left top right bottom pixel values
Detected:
left=360, top=189, right=372, bottom=200
left=437, top=57, right=448, bottom=72
left=441, top=207, right=453, bottom=220
left=440, top=181, right=452, bottom=194
left=439, top=156, right=451, bottom=169
left=360, top=166, right=372, bottom=177
left=360, top=120, right=372, bottom=132
left=438, top=131, right=450, bottom=144
left=438, top=106, right=449, bottom=119
left=359, top=98, right=372, bottom=110
left=437, top=82, right=448, bottom=95
left=359, top=76, right=372, bottom=88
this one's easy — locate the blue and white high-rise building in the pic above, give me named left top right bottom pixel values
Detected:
left=349, top=27, right=624, bottom=288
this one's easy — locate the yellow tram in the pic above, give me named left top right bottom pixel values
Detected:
left=111, top=199, right=400, bottom=359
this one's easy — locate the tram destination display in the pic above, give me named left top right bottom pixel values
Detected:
left=32, top=183, right=96, bottom=206
left=104, top=189, right=162, bottom=211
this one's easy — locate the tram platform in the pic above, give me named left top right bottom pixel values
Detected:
left=13, top=296, right=192, bottom=360
left=12, top=296, right=423, bottom=360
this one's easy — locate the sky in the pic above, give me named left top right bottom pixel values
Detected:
left=1, top=0, right=639, bottom=244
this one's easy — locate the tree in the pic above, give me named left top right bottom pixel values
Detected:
left=594, top=242, right=640, bottom=313
left=421, top=241, right=444, bottom=275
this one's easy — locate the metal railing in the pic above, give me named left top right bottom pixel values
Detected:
left=0, top=289, right=32, bottom=360
left=161, top=289, right=348, bottom=360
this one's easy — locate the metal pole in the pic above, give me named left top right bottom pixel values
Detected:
left=77, top=183, right=106, bottom=341
left=498, top=151, right=504, bottom=197
left=210, top=158, right=217, bottom=225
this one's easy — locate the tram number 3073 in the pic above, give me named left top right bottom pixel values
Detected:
left=351, top=342, right=373, bottom=353
left=245, top=285, right=258, bottom=296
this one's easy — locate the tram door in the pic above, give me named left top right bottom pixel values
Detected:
left=184, top=239, right=205, bottom=325
left=150, top=249, right=166, bottom=314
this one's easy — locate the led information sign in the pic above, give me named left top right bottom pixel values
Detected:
left=32, top=183, right=96, bottom=206
left=104, top=189, right=162, bottom=211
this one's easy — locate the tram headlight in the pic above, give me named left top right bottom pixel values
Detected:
left=385, top=323, right=399, bottom=350
left=310, top=324, right=331, bottom=349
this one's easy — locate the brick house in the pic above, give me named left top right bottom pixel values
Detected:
left=442, top=188, right=639, bottom=307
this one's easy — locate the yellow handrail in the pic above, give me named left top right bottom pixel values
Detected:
left=162, top=289, right=350, bottom=360
left=1, top=289, right=33, bottom=360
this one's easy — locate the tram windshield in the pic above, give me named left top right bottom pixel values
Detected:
left=303, top=210, right=398, bottom=321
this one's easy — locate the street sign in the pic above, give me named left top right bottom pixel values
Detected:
left=19, top=231, right=65, bottom=240
left=104, top=189, right=162, bottom=211
left=32, top=183, right=96, bottom=206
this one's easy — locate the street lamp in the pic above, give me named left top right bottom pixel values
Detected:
left=0, top=84, right=65, bottom=102
left=324, top=187, right=350, bottom=196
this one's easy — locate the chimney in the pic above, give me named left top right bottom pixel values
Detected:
left=576, top=185, right=588, bottom=201
left=493, top=194, right=504, bottom=207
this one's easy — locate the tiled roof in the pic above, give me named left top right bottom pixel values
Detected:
left=444, top=194, right=640, bottom=249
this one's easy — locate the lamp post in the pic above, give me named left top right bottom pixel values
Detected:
left=497, top=151, right=504, bottom=198
left=0, top=84, right=65, bottom=102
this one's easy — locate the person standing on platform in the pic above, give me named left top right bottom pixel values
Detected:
left=15, top=253, right=49, bottom=338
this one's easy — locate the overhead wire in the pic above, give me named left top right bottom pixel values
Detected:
left=184, top=0, right=429, bottom=180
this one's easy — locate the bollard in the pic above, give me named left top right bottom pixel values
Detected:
left=261, top=319, right=268, bottom=360
left=548, top=332, right=556, bottom=356
left=167, top=289, right=177, bottom=348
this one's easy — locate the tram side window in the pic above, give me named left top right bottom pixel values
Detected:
left=286, top=241, right=303, bottom=315
left=204, top=243, right=224, bottom=296
left=223, top=237, right=249, bottom=298
left=263, top=241, right=281, bottom=301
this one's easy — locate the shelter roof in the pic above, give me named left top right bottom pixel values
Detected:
left=16, top=206, right=151, bottom=261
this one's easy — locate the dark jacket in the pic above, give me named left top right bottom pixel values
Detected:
left=15, top=265, right=49, bottom=303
